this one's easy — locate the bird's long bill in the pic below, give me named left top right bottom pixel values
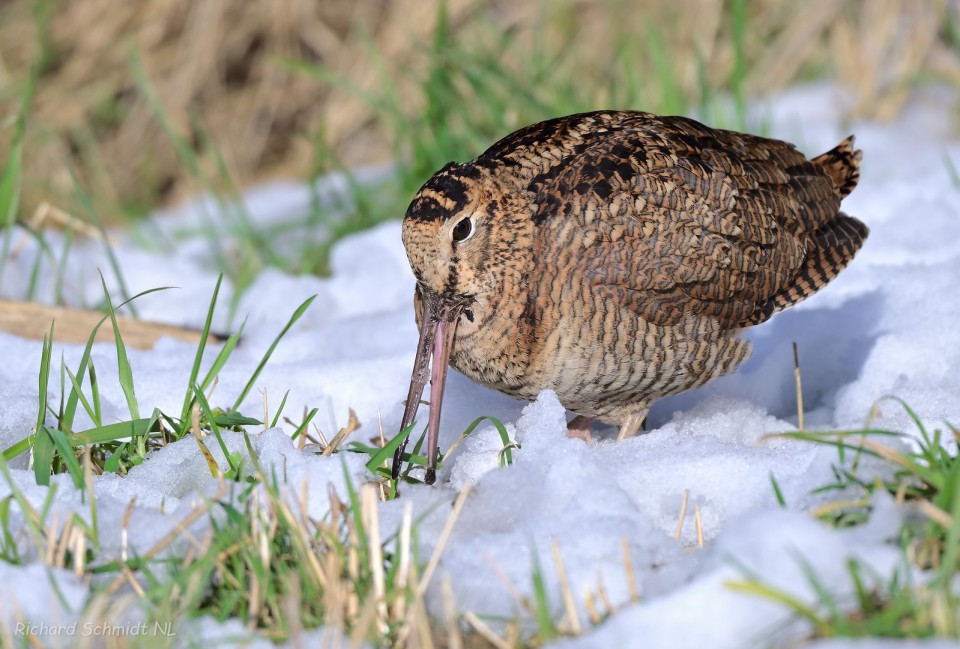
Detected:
left=391, top=291, right=459, bottom=485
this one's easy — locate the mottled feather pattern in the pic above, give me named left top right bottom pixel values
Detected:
left=812, top=137, right=862, bottom=199
left=401, top=110, right=867, bottom=425
left=471, top=111, right=863, bottom=329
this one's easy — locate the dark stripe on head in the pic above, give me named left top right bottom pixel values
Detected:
left=406, top=195, right=448, bottom=222
left=405, top=164, right=475, bottom=223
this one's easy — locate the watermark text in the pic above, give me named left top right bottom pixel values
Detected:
left=14, top=621, right=176, bottom=637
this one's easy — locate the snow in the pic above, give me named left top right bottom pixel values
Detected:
left=1, top=83, right=959, bottom=647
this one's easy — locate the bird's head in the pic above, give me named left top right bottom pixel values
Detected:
left=401, top=163, right=498, bottom=324
left=393, top=161, right=523, bottom=484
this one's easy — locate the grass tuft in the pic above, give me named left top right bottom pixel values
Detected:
left=2, top=279, right=310, bottom=484
left=746, top=398, right=960, bottom=641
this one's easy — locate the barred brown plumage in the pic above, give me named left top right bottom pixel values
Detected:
left=391, top=110, right=868, bottom=484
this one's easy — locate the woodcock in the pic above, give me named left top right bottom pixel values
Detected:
left=392, top=111, right=868, bottom=484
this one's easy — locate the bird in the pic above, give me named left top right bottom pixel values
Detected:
left=391, top=110, right=868, bottom=485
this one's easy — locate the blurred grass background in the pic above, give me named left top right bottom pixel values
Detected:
left=1, top=0, right=959, bottom=270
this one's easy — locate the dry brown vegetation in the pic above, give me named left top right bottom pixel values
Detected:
left=0, top=0, right=958, bottom=221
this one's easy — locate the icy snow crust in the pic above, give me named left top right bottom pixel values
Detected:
left=1, top=85, right=959, bottom=647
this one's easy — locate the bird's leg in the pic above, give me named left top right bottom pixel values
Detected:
left=616, top=410, right=648, bottom=441
left=567, top=415, right=594, bottom=443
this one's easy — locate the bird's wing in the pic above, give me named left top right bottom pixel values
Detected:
left=518, top=112, right=845, bottom=329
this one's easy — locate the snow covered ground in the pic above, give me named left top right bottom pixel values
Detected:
left=1, top=83, right=960, bottom=647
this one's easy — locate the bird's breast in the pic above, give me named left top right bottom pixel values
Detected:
left=448, top=289, right=540, bottom=399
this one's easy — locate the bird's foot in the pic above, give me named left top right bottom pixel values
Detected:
left=567, top=415, right=594, bottom=443
left=616, top=410, right=648, bottom=441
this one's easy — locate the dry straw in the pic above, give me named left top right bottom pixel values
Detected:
left=0, top=0, right=958, bottom=220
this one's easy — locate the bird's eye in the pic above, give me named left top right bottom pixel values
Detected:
left=452, top=217, right=474, bottom=242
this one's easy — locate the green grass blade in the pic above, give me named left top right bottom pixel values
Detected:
left=53, top=224, right=74, bottom=305
left=180, top=274, right=223, bottom=424
left=644, top=23, right=684, bottom=115
left=291, top=407, right=319, bottom=442
left=194, top=384, right=238, bottom=476
left=82, top=447, right=99, bottom=546
left=192, top=116, right=281, bottom=270
left=944, top=150, right=960, bottom=190
left=35, top=323, right=53, bottom=433
left=362, top=421, right=416, bottom=476
left=530, top=546, right=556, bottom=640
left=67, top=418, right=156, bottom=448
left=103, top=442, right=127, bottom=474
left=460, top=416, right=514, bottom=467
left=32, top=429, right=55, bottom=487
left=431, top=415, right=517, bottom=474
left=25, top=232, right=45, bottom=301
left=230, top=296, right=316, bottom=413
left=791, top=550, right=841, bottom=621
left=0, top=121, right=24, bottom=231
left=130, top=48, right=233, bottom=285
left=61, top=286, right=172, bottom=430
left=402, top=429, right=430, bottom=480
left=730, top=0, right=749, bottom=130
left=213, top=412, right=261, bottom=428
left=340, top=459, right=368, bottom=556
left=99, top=272, right=140, bottom=419
left=0, top=72, right=33, bottom=288
left=0, top=452, right=47, bottom=550
left=241, top=430, right=264, bottom=477
left=726, top=578, right=826, bottom=631
left=130, top=49, right=203, bottom=180
left=171, top=317, right=246, bottom=438
left=66, top=163, right=138, bottom=316
left=45, top=427, right=84, bottom=489
left=847, top=559, right=874, bottom=614
left=270, top=390, right=291, bottom=429
left=199, top=319, right=246, bottom=392
left=770, top=472, right=787, bottom=507
left=33, top=324, right=55, bottom=485
left=89, top=363, right=102, bottom=429
left=0, top=495, right=21, bottom=563
left=57, top=353, right=66, bottom=429
left=63, top=365, right=100, bottom=428
left=936, top=457, right=960, bottom=584
left=2, top=435, right=35, bottom=462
